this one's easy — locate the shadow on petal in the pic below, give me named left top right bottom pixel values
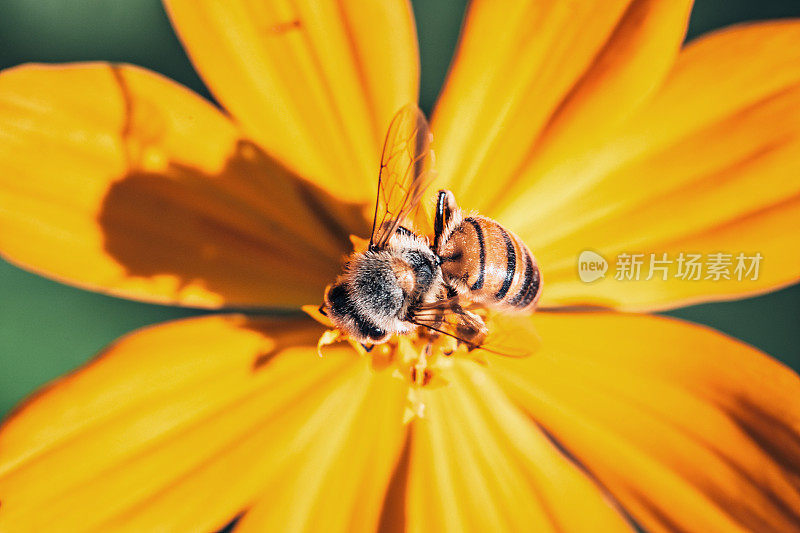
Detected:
left=727, top=396, right=800, bottom=482
left=97, top=139, right=370, bottom=309
left=376, top=429, right=411, bottom=533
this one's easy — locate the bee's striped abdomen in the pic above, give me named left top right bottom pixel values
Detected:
left=507, top=246, right=541, bottom=310
left=464, top=217, right=485, bottom=291
left=439, top=216, right=541, bottom=312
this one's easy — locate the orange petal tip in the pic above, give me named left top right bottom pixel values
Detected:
left=301, top=304, right=332, bottom=328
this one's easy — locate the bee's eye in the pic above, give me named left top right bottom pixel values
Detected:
left=326, top=284, right=349, bottom=315
left=360, top=323, right=386, bottom=341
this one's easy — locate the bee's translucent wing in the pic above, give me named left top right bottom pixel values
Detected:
left=411, top=299, right=534, bottom=358
left=369, top=104, right=435, bottom=250
left=474, top=311, right=540, bottom=359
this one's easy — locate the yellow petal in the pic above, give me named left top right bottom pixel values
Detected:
left=0, top=315, right=407, bottom=532
left=496, top=21, right=800, bottom=311
left=164, top=0, right=419, bottom=204
left=400, top=359, right=631, bottom=532
left=489, top=312, right=800, bottom=533
left=0, top=63, right=355, bottom=309
left=235, top=359, right=407, bottom=532
left=431, top=0, right=692, bottom=210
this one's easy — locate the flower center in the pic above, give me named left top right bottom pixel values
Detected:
left=312, top=322, right=484, bottom=421
left=315, top=323, right=472, bottom=384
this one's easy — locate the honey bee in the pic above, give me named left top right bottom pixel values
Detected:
left=322, top=104, right=541, bottom=352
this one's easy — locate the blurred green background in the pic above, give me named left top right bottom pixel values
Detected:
left=1, top=0, right=799, bottom=419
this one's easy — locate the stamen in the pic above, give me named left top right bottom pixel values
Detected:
left=316, top=329, right=344, bottom=357
left=311, top=318, right=490, bottom=423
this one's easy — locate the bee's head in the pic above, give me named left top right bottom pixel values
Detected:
left=324, top=282, right=390, bottom=343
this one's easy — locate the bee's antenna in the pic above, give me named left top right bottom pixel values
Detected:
left=411, top=321, right=529, bottom=359
left=410, top=321, right=478, bottom=349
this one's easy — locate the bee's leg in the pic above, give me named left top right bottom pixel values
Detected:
left=457, top=309, right=489, bottom=350
left=413, top=341, right=430, bottom=387
left=318, top=304, right=328, bottom=317
left=416, top=325, right=439, bottom=348
left=445, top=284, right=458, bottom=299
left=360, top=343, right=375, bottom=353
left=433, top=189, right=459, bottom=251
left=419, top=309, right=458, bottom=357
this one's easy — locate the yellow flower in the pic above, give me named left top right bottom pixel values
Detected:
left=1, top=1, right=800, bottom=531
